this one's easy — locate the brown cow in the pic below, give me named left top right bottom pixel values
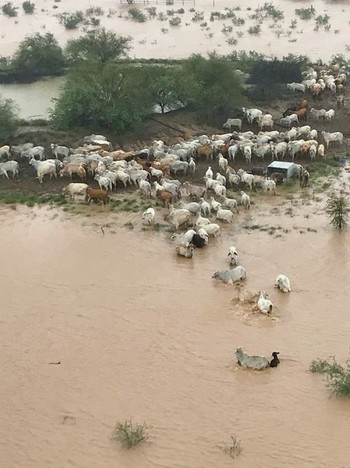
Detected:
left=295, top=108, right=308, bottom=122
left=196, top=144, right=213, bottom=160
left=86, top=187, right=110, bottom=205
left=298, top=99, right=309, bottom=110
left=156, top=189, right=173, bottom=208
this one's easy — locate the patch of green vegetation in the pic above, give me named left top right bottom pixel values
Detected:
left=2, top=2, right=18, bottom=16
left=310, top=159, right=339, bottom=180
left=128, top=7, right=147, bottom=22
left=59, top=11, right=84, bottom=29
left=112, top=419, right=149, bottom=448
left=295, top=6, right=315, bottom=20
left=310, top=356, right=350, bottom=397
left=22, top=0, right=35, bottom=14
left=0, top=192, right=68, bottom=206
left=124, top=221, right=134, bottom=229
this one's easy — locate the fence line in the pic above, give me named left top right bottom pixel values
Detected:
left=121, top=0, right=195, bottom=5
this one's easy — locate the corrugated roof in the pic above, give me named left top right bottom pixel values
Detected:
left=268, top=161, right=295, bottom=169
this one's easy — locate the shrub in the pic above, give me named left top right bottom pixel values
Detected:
left=59, top=11, right=84, bottom=29
left=222, top=24, right=233, bottom=35
left=226, top=37, right=238, bottom=45
left=157, top=12, right=167, bottom=21
left=0, top=94, right=18, bottom=138
left=128, top=7, right=147, bottom=22
left=248, top=25, right=261, bottom=35
left=146, top=6, right=156, bottom=18
left=176, top=8, right=184, bottom=14
left=169, top=16, right=181, bottom=26
left=295, top=6, right=315, bottom=20
left=90, top=17, right=100, bottom=26
left=315, top=14, right=330, bottom=27
left=326, top=193, right=350, bottom=229
left=65, top=28, right=131, bottom=64
left=192, top=11, right=204, bottom=22
left=310, top=356, right=350, bottom=397
left=22, top=1, right=35, bottom=14
left=12, top=32, right=64, bottom=76
left=112, top=420, right=150, bottom=448
left=2, top=2, right=18, bottom=16
left=85, top=6, right=104, bottom=16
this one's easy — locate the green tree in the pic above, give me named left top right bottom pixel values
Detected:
left=326, top=193, right=350, bottom=230
left=146, top=66, right=196, bottom=114
left=182, top=53, right=245, bottom=122
left=50, top=62, right=152, bottom=132
left=12, top=33, right=64, bottom=75
left=65, top=28, right=131, bottom=65
left=0, top=95, right=18, bottom=139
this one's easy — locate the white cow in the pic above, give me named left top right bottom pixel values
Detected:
left=275, top=274, right=291, bottom=293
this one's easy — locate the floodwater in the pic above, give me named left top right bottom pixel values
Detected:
left=0, top=76, right=64, bottom=120
left=1, top=189, right=350, bottom=467
left=1, top=0, right=350, bottom=118
left=0, top=0, right=349, bottom=61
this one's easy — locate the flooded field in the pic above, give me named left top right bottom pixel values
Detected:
left=0, top=0, right=349, bottom=63
left=1, top=182, right=350, bottom=467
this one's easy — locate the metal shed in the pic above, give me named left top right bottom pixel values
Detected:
left=267, top=161, right=297, bottom=182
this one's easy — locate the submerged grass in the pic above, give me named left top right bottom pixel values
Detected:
left=310, top=356, right=350, bottom=397
left=218, top=435, right=242, bottom=459
left=112, top=419, right=150, bottom=448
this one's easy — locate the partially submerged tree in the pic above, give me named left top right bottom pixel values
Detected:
left=12, top=33, right=64, bottom=75
left=182, top=53, right=245, bottom=122
left=50, top=62, right=152, bottom=132
left=310, top=356, right=350, bottom=397
left=65, top=28, right=131, bottom=64
left=326, top=193, right=350, bottom=230
left=146, top=66, right=195, bottom=114
left=0, top=95, right=18, bottom=139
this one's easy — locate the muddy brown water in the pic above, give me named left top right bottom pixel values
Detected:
left=1, top=180, right=350, bottom=467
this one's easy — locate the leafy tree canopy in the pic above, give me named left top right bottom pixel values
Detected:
left=50, top=62, right=152, bottom=132
left=12, top=33, right=64, bottom=75
left=65, top=28, right=132, bottom=65
left=182, top=53, right=245, bottom=121
left=0, top=95, right=18, bottom=139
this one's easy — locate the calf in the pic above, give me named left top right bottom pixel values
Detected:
left=86, top=187, right=110, bottom=205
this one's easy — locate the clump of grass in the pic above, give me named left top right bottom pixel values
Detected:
left=310, top=356, right=350, bottom=397
left=128, top=7, right=147, bottom=22
left=124, top=221, right=134, bottom=230
left=59, top=11, right=84, bottom=29
left=218, top=435, right=242, bottom=459
left=112, top=419, right=149, bottom=448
